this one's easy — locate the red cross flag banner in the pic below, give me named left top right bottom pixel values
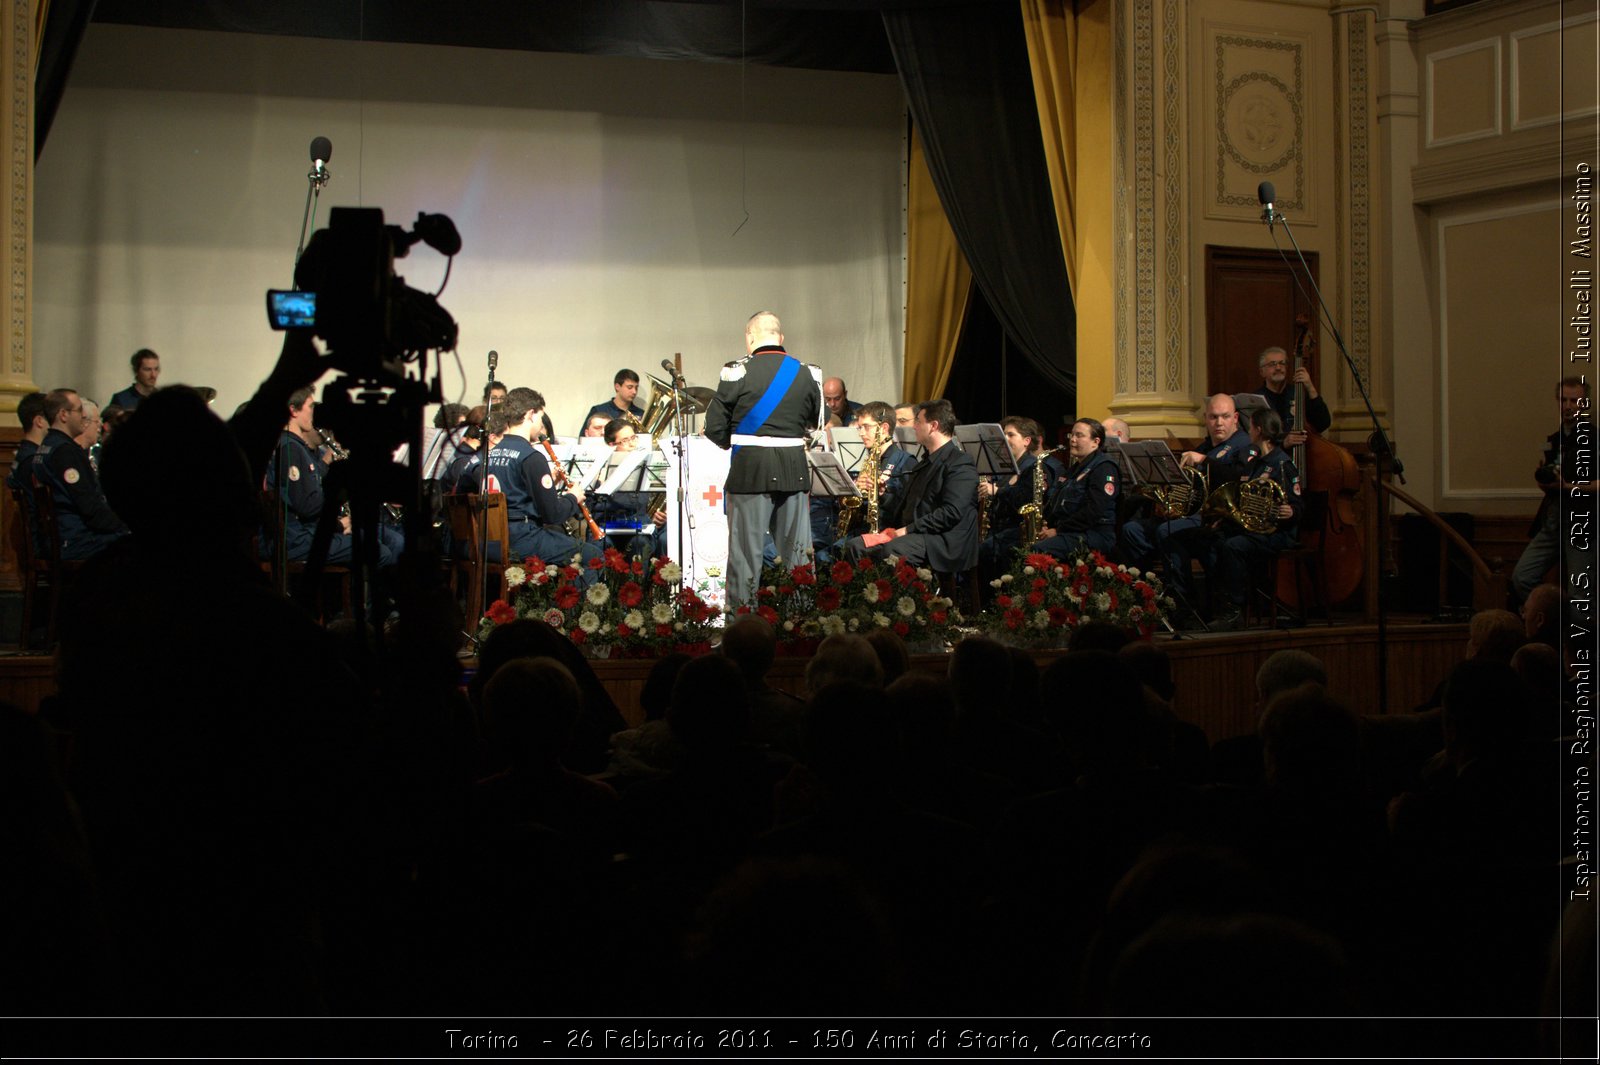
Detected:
left=664, top=434, right=729, bottom=614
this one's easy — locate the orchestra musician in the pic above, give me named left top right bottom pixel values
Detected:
left=1033, top=418, right=1121, bottom=561
left=1206, top=409, right=1303, bottom=629
left=586, top=418, right=667, bottom=561
left=1253, top=345, right=1329, bottom=447
left=579, top=369, right=645, bottom=435
left=976, top=415, right=1058, bottom=580
left=461, top=386, right=603, bottom=570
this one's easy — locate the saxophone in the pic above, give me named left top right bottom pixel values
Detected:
left=1016, top=453, right=1047, bottom=546
left=863, top=439, right=884, bottom=535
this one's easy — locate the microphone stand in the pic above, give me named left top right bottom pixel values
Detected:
left=477, top=369, right=498, bottom=627
left=665, top=363, right=690, bottom=583
left=1268, top=207, right=1402, bottom=713
left=294, top=164, right=329, bottom=271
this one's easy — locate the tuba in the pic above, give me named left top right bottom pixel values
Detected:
left=1202, top=475, right=1285, bottom=534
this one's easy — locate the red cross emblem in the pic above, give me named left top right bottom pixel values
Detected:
left=703, top=484, right=724, bottom=507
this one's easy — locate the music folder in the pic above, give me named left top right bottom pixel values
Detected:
left=829, top=426, right=868, bottom=473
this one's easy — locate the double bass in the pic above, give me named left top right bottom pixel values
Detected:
left=1277, top=314, right=1364, bottom=607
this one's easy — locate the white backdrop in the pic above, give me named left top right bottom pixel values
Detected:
left=32, top=25, right=907, bottom=429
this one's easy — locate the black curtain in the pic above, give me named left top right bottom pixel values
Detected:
left=34, top=0, right=98, bottom=160
left=944, top=285, right=1075, bottom=445
left=883, top=3, right=1076, bottom=405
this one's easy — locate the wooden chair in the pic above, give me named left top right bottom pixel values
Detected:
left=261, top=489, right=353, bottom=621
left=24, top=484, right=88, bottom=651
left=446, top=493, right=510, bottom=624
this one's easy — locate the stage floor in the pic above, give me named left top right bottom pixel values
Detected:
left=3, top=617, right=1468, bottom=744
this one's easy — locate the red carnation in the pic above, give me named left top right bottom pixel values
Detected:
left=554, top=585, right=580, bottom=609
left=875, top=578, right=893, bottom=600
left=616, top=623, right=632, bottom=638
left=896, top=567, right=916, bottom=586
left=1004, top=607, right=1025, bottom=630
left=856, top=557, right=875, bottom=574
left=1116, top=570, right=1133, bottom=584
left=817, top=586, right=842, bottom=612
left=791, top=564, right=816, bottom=586
left=485, top=599, right=517, bottom=625
left=893, top=621, right=910, bottom=637
left=618, top=581, right=644, bottom=608
left=632, top=559, right=645, bottom=576
left=1047, top=605, right=1069, bottom=627
left=525, top=555, right=545, bottom=571
left=758, top=586, right=774, bottom=599
left=1026, top=553, right=1056, bottom=570
left=656, top=624, right=673, bottom=637
left=931, top=610, right=948, bottom=625
left=1091, top=550, right=1109, bottom=566
left=830, top=560, right=856, bottom=585
left=1032, top=577, right=1048, bottom=591
left=569, top=628, right=587, bottom=645
left=587, top=556, right=606, bottom=570
left=996, top=594, right=1013, bottom=608
left=757, top=605, right=779, bottom=625
left=1027, top=590, right=1045, bottom=607
left=779, top=584, right=795, bottom=597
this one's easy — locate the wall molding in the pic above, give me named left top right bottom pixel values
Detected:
left=1508, top=11, right=1600, bottom=132
left=1424, top=37, right=1502, bottom=149
left=1412, top=131, right=1599, bottom=203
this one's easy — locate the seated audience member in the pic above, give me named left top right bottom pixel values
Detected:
left=108, top=348, right=160, bottom=411
left=31, top=389, right=128, bottom=559
left=475, top=656, right=625, bottom=861
left=262, top=387, right=401, bottom=568
left=580, top=368, right=644, bottom=434
left=721, top=616, right=805, bottom=759
left=1519, top=582, right=1560, bottom=648
left=863, top=627, right=910, bottom=686
left=804, top=633, right=885, bottom=695
left=1211, top=649, right=1328, bottom=790
left=610, top=653, right=692, bottom=780
left=1033, top=418, right=1121, bottom=562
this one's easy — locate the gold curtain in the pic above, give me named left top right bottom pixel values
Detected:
left=1020, top=0, right=1077, bottom=294
left=903, top=124, right=972, bottom=403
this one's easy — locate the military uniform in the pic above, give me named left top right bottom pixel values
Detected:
left=704, top=343, right=823, bottom=609
left=263, top=431, right=401, bottom=567
left=1211, top=447, right=1303, bottom=613
left=1034, top=448, right=1121, bottom=561
left=1119, top=427, right=1255, bottom=568
left=32, top=428, right=128, bottom=559
left=978, top=450, right=1063, bottom=579
left=461, top=434, right=603, bottom=569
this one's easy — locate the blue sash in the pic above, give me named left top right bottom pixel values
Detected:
left=736, top=355, right=801, bottom=436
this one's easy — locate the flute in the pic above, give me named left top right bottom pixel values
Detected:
left=538, top=437, right=603, bottom=541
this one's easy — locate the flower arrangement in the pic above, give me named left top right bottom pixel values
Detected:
left=480, top=548, right=720, bottom=656
left=978, top=550, right=1172, bottom=644
left=734, top=555, right=964, bottom=652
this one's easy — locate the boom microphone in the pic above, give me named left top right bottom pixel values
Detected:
left=1257, top=181, right=1276, bottom=228
left=487, top=349, right=499, bottom=375
left=309, top=136, right=332, bottom=186
left=661, top=358, right=683, bottom=380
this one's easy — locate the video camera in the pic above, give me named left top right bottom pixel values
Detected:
left=267, top=206, right=459, bottom=377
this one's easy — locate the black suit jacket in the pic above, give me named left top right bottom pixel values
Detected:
left=884, top=439, right=980, bottom=572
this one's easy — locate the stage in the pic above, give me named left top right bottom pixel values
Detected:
left=2, top=618, right=1468, bottom=743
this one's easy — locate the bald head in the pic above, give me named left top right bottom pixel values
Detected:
left=745, top=311, right=783, bottom=353
left=1204, top=393, right=1239, bottom=444
left=1103, top=417, right=1130, bottom=443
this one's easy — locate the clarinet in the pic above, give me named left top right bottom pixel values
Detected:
left=539, top=437, right=604, bottom=541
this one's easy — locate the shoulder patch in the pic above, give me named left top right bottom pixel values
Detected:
left=1104, top=479, right=1116, bottom=496
left=540, top=473, right=555, bottom=491
left=1215, top=446, right=1229, bottom=458
left=720, top=360, right=747, bottom=383
left=63, top=467, right=80, bottom=485
left=287, top=465, right=301, bottom=482
left=807, top=363, right=824, bottom=384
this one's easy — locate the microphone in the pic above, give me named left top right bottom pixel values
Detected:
left=309, top=136, right=332, bottom=187
left=661, top=358, right=683, bottom=381
left=1257, top=181, right=1276, bottom=228
left=487, top=349, right=499, bottom=376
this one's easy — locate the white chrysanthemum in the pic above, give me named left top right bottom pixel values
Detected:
left=847, top=617, right=859, bottom=631
left=586, top=583, right=610, bottom=606
left=896, top=596, right=916, bottom=617
left=624, top=610, right=645, bottom=630
left=819, top=615, right=846, bottom=637
left=990, top=579, right=1003, bottom=589
left=600, top=623, right=611, bottom=633
left=917, top=567, right=934, bottom=581
left=783, top=620, right=795, bottom=631
left=1067, top=587, right=1082, bottom=604
left=1128, top=567, right=1142, bottom=578
left=874, top=613, right=890, bottom=628
left=651, top=602, right=674, bottom=624
left=659, top=562, right=682, bottom=583
left=504, top=566, right=527, bottom=588
left=570, top=553, right=584, bottom=566
left=1032, top=610, right=1051, bottom=630
left=862, top=584, right=881, bottom=603
left=1000, top=574, right=1014, bottom=584
left=1094, top=592, right=1112, bottom=612
left=577, top=611, right=601, bottom=634
left=545, top=565, right=559, bottom=577
left=1096, top=565, right=1114, bottom=578
left=674, top=621, right=685, bottom=632
left=1023, top=565, right=1036, bottom=576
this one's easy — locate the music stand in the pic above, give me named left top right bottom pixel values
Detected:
left=954, top=423, right=1018, bottom=479
left=1117, top=441, right=1188, bottom=489
left=893, top=425, right=924, bottom=462
left=1233, top=392, right=1270, bottom=431
left=807, top=450, right=860, bottom=500
left=592, top=450, right=655, bottom=537
left=829, top=426, right=868, bottom=473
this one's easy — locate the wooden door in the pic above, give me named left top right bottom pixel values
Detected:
left=1203, top=245, right=1320, bottom=397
